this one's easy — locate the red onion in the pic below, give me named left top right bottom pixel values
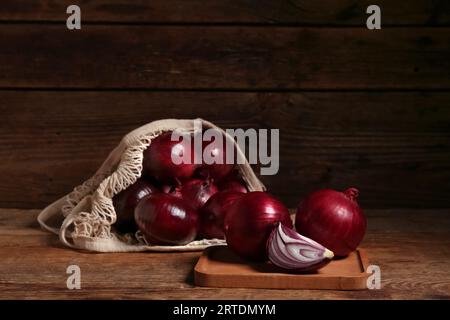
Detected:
left=112, top=178, right=159, bottom=233
left=218, top=178, right=248, bottom=194
left=201, top=130, right=234, bottom=181
left=200, top=191, right=244, bottom=239
left=224, top=192, right=292, bottom=261
left=267, top=223, right=333, bottom=272
left=179, top=178, right=218, bottom=211
left=161, top=184, right=182, bottom=198
left=295, top=188, right=366, bottom=257
left=142, top=132, right=199, bottom=183
left=134, top=194, right=198, bottom=245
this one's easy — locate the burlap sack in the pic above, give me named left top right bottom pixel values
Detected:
left=38, top=118, right=265, bottom=252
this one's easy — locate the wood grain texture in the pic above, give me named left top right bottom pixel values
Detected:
left=0, top=208, right=449, bottom=299
left=0, top=26, right=449, bottom=89
left=195, top=247, right=369, bottom=290
left=1, top=0, right=449, bottom=25
left=1, top=91, right=449, bottom=209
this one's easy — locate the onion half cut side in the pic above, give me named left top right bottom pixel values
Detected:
left=267, top=223, right=334, bottom=273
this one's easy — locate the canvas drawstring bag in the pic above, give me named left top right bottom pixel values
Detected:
left=38, top=118, right=265, bottom=252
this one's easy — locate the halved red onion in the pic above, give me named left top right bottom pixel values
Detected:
left=267, top=223, right=334, bottom=272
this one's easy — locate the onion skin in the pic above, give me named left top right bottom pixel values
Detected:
left=180, top=178, right=219, bottom=211
left=112, top=178, right=158, bottom=233
left=224, top=192, right=293, bottom=261
left=142, top=132, right=199, bottom=183
left=200, top=191, right=244, bottom=239
left=216, top=169, right=248, bottom=193
left=218, top=179, right=248, bottom=194
left=201, top=130, right=234, bottom=181
left=267, top=223, right=333, bottom=273
left=161, top=184, right=182, bottom=198
left=134, top=194, right=199, bottom=245
left=295, top=188, right=366, bottom=257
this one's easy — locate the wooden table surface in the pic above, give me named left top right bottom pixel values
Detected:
left=0, top=208, right=449, bottom=299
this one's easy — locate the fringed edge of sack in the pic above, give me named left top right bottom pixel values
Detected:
left=71, top=235, right=226, bottom=253
left=60, top=129, right=156, bottom=249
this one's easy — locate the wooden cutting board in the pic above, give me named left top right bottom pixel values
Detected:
left=194, top=246, right=369, bottom=290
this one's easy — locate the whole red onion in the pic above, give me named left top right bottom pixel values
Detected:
left=180, top=178, right=218, bottom=211
left=142, top=132, right=199, bottom=183
left=295, top=188, right=366, bottom=257
left=200, top=190, right=244, bottom=239
left=201, top=130, right=234, bottom=181
left=224, top=192, right=293, bottom=261
left=160, top=184, right=182, bottom=198
left=112, top=178, right=159, bottom=233
left=218, top=178, right=248, bottom=194
left=134, top=194, right=198, bottom=245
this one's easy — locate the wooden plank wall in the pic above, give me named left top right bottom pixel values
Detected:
left=0, top=1, right=449, bottom=209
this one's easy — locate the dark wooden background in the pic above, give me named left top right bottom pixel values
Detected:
left=1, top=1, right=449, bottom=210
